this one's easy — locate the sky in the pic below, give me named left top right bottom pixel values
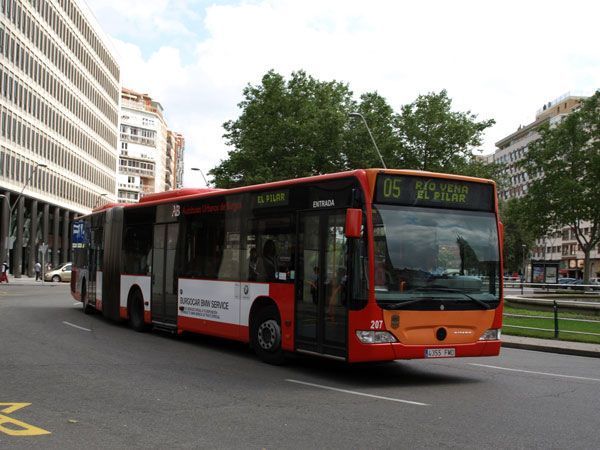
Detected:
left=84, top=0, right=599, bottom=187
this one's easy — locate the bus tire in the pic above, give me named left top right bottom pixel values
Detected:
left=81, top=280, right=94, bottom=315
left=251, top=305, right=285, bottom=365
left=129, top=290, right=148, bottom=332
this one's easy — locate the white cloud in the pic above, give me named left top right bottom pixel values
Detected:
left=89, top=0, right=600, bottom=187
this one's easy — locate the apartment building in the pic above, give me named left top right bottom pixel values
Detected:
left=491, top=93, right=598, bottom=278
left=0, top=0, right=120, bottom=276
left=117, top=88, right=185, bottom=203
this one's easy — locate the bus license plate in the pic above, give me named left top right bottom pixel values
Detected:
left=425, top=348, right=456, bottom=358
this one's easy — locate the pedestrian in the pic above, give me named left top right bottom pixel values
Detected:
left=0, top=261, right=9, bottom=283
left=34, top=261, right=42, bottom=281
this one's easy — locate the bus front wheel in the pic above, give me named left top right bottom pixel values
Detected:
left=251, top=306, right=284, bottom=365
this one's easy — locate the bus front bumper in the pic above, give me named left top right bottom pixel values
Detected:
left=349, top=340, right=502, bottom=363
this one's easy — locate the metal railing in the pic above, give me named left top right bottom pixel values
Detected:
left=504, top=300, right=600, bottom=339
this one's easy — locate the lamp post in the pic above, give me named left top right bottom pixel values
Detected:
left=191, top=167, right=209, bottom=187
left=0, top=162, right=47, bottom=269
left=94, top=193, right=108, bottom=208
left=349, top=112, right=387, bottom=169
left=521, top=244, right=527, bottom=294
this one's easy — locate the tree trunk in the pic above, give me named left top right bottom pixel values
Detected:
left=583, top=248, right=591, bottom=283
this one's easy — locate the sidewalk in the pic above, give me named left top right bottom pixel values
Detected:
left=502, top=334, right=600, bottom=358
left=0, top=274, right=62, bottom=286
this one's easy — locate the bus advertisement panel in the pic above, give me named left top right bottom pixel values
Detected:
left=71, top=169, right=503, bottom=364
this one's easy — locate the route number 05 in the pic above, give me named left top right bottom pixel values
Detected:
left=383, top=178, right=401, bottom=198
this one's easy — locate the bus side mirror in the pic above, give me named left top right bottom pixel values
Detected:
left=345, top=208, right=362, bottom=238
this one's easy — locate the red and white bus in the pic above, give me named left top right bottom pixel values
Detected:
left=71, top=169, right=503, bottom=363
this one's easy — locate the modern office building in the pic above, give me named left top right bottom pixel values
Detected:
left=491, top=93, right=598, bottom=278
left=0, top=0, right=120, bottom=276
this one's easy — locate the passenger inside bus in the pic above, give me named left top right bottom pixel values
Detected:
left=257, top=239, right=278, bottom=281
left=248, top=247, right=258, bottom=281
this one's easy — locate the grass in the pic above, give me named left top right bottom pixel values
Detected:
left=503, top=305, right=600, bottom=345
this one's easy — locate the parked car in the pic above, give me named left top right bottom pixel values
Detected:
left=568, top=279, right=600, bottom=291
left=45, top=262, right=72, bottom=282
left=557, top=277, right=577, bottom=284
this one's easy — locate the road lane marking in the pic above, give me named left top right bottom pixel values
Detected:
left=0, top=403, right=51, bottom=436
left=469, top=363, right=600, bottom=383
left=286, top=379, right=429, bottom=406
left=62, top=321, right=91, bottom=332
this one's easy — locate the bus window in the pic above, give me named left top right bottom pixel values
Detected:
left=123, top=225, right=153, bottom=275
left=245, top=215, right=294, bottom=283
left=182, top=197, right=241, bottom=280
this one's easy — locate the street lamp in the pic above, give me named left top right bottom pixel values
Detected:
left=349, top=112, right=387, bottom=169
left=94, top=193, right=108, bottom=208
left=191, top=167, right=209, bottom=187
left=1, top=162, right=47, bottom=263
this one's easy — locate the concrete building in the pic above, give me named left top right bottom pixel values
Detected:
left=117, top=88, right=185, bottom=203
left=491, top=93, right=598, bottom=279
left=118, top=88, right=165, bottom=203
left=173, top=131, right=185, bottom=189
left=0, top=0, right=120, bottom=277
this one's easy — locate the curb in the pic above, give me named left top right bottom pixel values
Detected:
left=502, top=341, right=600, bottom=359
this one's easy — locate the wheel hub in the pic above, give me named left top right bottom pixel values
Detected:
left=257, top=319, right=280, bottom=351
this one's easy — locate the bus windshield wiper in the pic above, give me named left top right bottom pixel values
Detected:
left=413, top=287, right=491, bottom=310
left=381, top=297, right=438, bottom=310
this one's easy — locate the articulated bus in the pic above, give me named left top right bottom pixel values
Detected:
left=71, top=169, right=503, bottom=364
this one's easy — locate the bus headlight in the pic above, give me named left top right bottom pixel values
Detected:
left=479, top=329, right=501, bottom=341
left=356, top=330, right=397, bottom=344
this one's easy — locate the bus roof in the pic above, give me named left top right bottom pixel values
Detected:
left=89, top=168, right=496, bottom=214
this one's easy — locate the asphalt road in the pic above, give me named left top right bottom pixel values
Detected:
left=1, top=285, right=599, bottom=449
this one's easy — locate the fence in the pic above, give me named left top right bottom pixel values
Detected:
left=504, top=299, right=600, bottom=340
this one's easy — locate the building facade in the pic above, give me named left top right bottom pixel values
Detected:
left=491, top=93, right=598, bottom=279
left=118, top=88, right=184, bottom=203
left=0, top=0, right=120, bottom=276
left=173, top=131, right=184, bottom=189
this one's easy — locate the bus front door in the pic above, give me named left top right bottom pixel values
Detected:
left=296, top=211, right=347, bottom=359
left=151, top=223, right=179, bottom=326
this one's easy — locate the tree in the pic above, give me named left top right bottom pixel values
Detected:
left=499, top=198, right=535, bottom=274
left=520, top=91, right=600, bottom=282
left=395, top=90, right=495, bottom=173
left=211, top=72, right=497, bottom=188
left=210, top=70, right=355, bottom=187
left=344, top=92, right=401, bottom=169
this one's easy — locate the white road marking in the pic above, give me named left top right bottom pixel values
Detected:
left=286, top=379, right=429, bottom=406
left=469, top=363, right=600, bottom=383
left=73, top=302, right=81, bottom=306
left=62, top=321, right=91, bottom=332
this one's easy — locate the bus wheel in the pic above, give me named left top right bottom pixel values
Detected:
left=251, top=306, right=284, bottom=365
left=81, top=280, right=93, bottom=315
left=129, top=290, right=148, bottom=332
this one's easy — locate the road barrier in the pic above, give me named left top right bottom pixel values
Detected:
left=504, top=299, right=600, bottom=339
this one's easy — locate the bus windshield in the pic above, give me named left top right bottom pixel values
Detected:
left=372, top=205, right=500, bottom=310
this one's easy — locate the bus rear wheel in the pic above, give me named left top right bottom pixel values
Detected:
left=81, top=280, right=93, bottom=315
left=129, top=290, right=148, bottom=332
left=251, top=306, right=284, bottom=365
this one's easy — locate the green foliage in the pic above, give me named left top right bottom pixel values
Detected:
left=395, top=90, right=495, bottom=172
left=211, top=70, right=354, bottom=188
left=520, top=90, right=600, bottom=281
left=210, top=71, right=497, bottom=187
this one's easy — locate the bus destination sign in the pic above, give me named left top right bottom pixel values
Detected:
left=253, top=190, right=289, bottom=209
left=375, top=175, right=494, bottom=211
